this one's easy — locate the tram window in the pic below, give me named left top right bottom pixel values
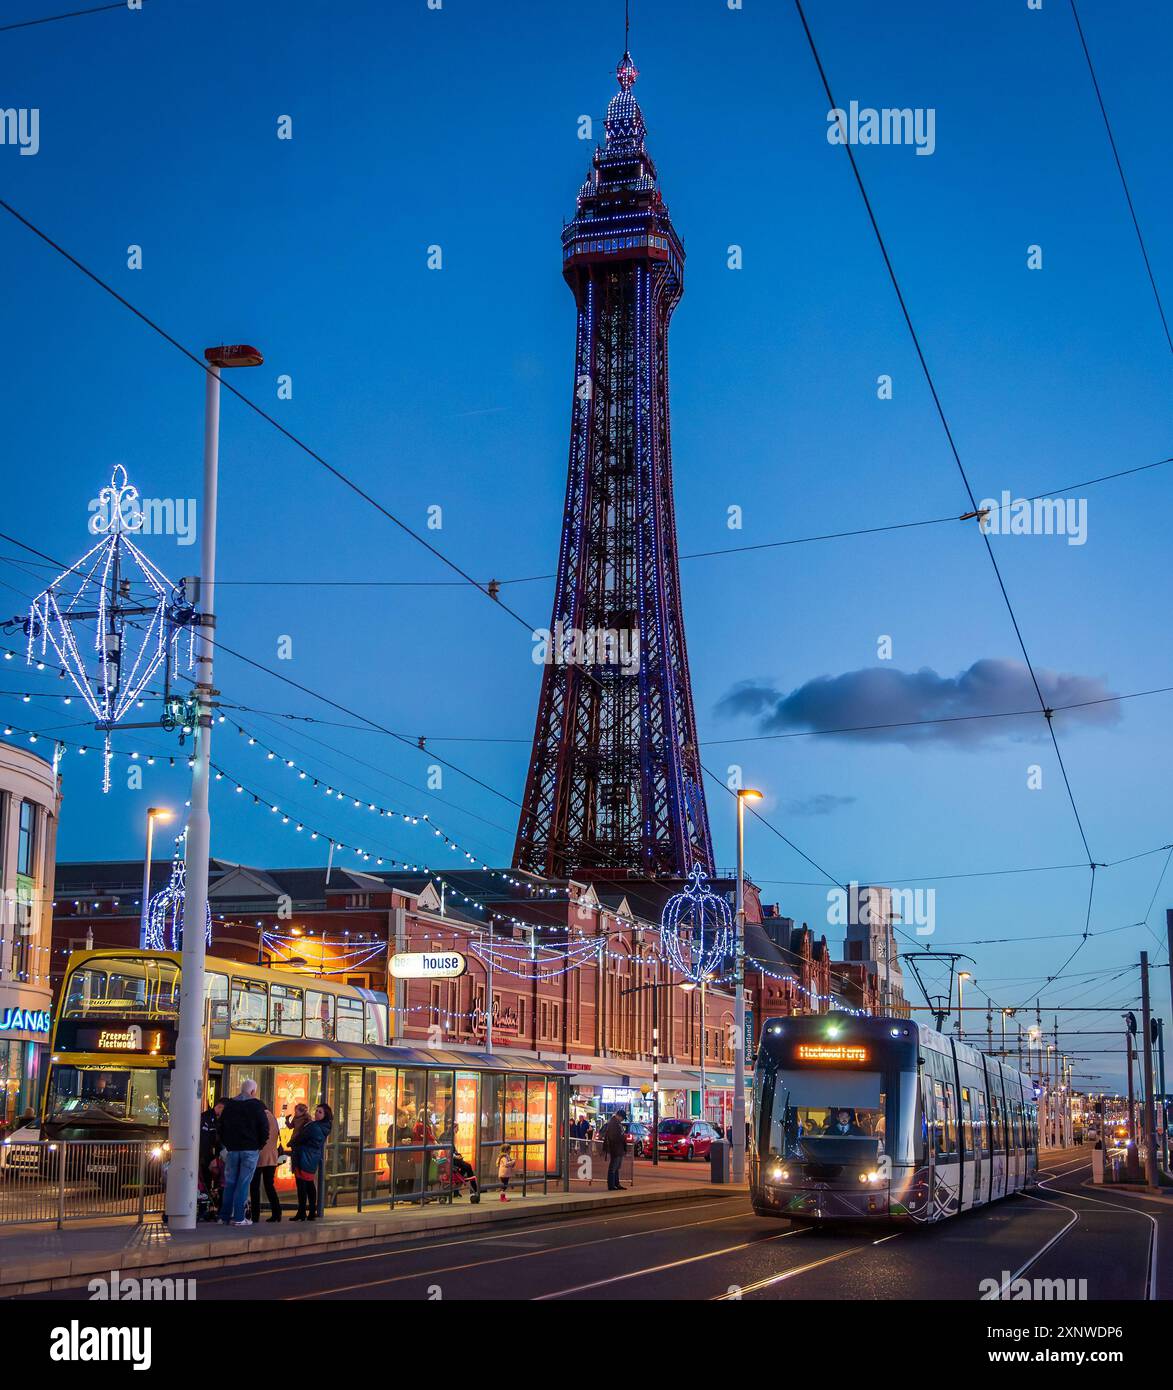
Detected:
left=306, top=990, right=335, bottom=1040
left=960, top=1088, right=974, bottom=1157
left=932, top=1080, right=947, bottom=1156
left=990, top=1094, right=1002, bottom=1151
left=231, top=978, right=268, bottom=1033
left=337, top=996, right=364, bottom=1043
left=269, top=984, right=304, bottom=1037
left=975, top=1091, right=989, bottom=1155
left=943, top=1082, right=958, bottom=1155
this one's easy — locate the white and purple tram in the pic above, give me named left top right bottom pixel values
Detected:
left=750, top=1014, right=1040, bottom=1224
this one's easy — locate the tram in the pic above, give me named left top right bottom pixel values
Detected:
left=750, top=1014, right=1039, bottom=1224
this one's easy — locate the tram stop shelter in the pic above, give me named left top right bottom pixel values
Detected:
left=221, top=1041, right=571, bottom=1211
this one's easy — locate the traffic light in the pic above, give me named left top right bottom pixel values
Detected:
left=1151, top=1017, right=1162, bottom=1046
left=1125, top=1012, right=1137, bottom=1036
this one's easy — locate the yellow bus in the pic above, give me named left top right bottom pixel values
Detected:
left=43, top=949, right=390, bottom=1142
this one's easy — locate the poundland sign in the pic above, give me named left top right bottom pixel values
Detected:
left=389, top=951, right=468, bottom=980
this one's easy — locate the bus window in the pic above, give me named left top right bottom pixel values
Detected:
left=365, top=1000, right=388, bottom=1045
left=306, top=990, right=335, bottom=1040
left=47, top=1064, right=170, bottom=1127
left=231, top=978, right=268, bottom=1033
left=337, top=996, right=364, bottom=1043
left=269, top=984, right=304, bottom=1037
left=63, top=966, right=108, bottom=1017
left=943, top=1082, right=958, bottom=1155
left=204, top=972, right=228, bottom=1009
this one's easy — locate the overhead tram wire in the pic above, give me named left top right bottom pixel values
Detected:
left=1068, top=0, right=1173, bottom=358
left=0, top=1, right=147, bottom=34
left=793, top=0, right=1094, bottom=870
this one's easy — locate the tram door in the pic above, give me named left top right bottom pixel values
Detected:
left=960, top=1087, right=978, bottom=1209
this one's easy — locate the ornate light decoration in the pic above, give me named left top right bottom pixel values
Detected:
left=145, top=849, right=211, bottom=952
left=659, top=863, right=733, bottom=983
left=25, top=465, right=195, bottom=789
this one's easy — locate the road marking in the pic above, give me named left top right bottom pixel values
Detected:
left=1030, top=1170, right=1159, bottom=1300
left=712, top=1232, right=900, bottom=1299
left=284, top=1207, right=760, bottom=1300
left=533, top=1227, right=806, bottom=1299
left=982, top=1163, right=1088, bottom=1300
left=195, top=1195, right=736, bottom=1287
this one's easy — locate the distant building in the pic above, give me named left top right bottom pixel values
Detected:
left=0, top=741, right=61, bottom=1127
left=841, top=884, right=908, bottom=1016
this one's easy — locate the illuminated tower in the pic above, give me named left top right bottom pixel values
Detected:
left=513, top=50, right=713, bottom=880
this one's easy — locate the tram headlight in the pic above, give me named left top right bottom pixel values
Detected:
left=771, top=1167, right=789, bottom=1182
left=858, top=1173, right=868, bottom=1183
left=867, top=1171, right=880, bottom=1183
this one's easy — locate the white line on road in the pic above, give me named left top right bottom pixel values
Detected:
left=533, top=1227, right=807, bottom=1299
left=711, top=1232, right=901, bottom=1300
left=1029, top=1168, right=1159, bottom=1300
left=285, top=1206, right=761, bottom=1300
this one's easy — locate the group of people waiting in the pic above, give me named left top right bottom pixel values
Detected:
left=198, top=1079, right=333, bottom=1226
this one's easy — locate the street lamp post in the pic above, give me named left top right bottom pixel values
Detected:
left=733, top=787, right=762, bottom=1184
left=165, top=344, right=262, bottom=1231
left=957, top=971, right=971, bottom=1040
left=138, top=806, right=172, bottom=947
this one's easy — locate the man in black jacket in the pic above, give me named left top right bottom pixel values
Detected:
left=602, top=1111, right=628, bottom=1191
left=217, top=1080, right=270, bottom=1226
left=197, top=1099, right=224, bottom=1220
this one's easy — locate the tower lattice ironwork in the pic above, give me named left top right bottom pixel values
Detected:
left=514, top=50, right=713, bottom=880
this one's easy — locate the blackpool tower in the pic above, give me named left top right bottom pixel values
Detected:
left=513, top=49, right=714, bottom=881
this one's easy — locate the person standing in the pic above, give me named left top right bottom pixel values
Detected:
left=218, top=1080, right=270, bottom=1227
left=602, top=1110, right=628, bottom=1191
left=249, top=1098, right=282, bottom=1223
left=198, top=1098, right=224, bottom=1221
left=291, top=1103, right=333, bottom=1221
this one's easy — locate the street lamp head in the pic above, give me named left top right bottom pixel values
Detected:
left=958, top=971, right=972, bottom=981
left=147, top=807, right=173, bottom=822
left=204, top=344, right=264, bottom=369
left=738, top=788, right=763, bottom=802
left=678, top=981, right=697, bottom=993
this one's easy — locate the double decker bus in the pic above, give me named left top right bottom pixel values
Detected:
left=751, top=1014, right=1039, bottom=1224
left=42, top=948, right=390, bottom=1142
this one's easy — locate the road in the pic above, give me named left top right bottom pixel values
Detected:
left=25, top=1149, right=1165, bottom=1301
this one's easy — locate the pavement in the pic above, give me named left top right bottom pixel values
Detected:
left=0, top=1169, right=738, bottom=1297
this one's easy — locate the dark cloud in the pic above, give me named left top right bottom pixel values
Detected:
left=785, top=793, right=857, bottom=816
left=715, top=659, right=1120, bottom=748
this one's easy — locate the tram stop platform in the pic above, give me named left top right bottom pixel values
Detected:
left=0, top=1174, right=743, bottom=1297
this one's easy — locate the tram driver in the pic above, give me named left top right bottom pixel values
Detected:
left=823, top=1108, right=865, bottom=1137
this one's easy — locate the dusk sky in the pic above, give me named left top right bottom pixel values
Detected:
left=1, top=0, right=1169, bottom=1087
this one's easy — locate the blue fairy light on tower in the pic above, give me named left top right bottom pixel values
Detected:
left=659, top=864, right=733, bottom=983
left=146, top=842, right=212, bottom=952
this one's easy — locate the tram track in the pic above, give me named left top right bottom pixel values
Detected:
left=191, top=1194, right=739, bottom=1292
left=1026, top=1167, right=1159, bottom=1300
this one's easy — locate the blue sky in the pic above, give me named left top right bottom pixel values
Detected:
left=1, top=0, right=1169, bottom=1085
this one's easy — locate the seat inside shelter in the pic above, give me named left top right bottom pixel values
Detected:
left=220, top=1040, right=570, bottom=1209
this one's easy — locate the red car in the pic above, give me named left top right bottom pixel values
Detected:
left=656, top=1119, right=720, bottom=1160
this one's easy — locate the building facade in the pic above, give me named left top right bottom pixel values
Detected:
left=54, top=860, right=881, bottom=1131
left=0, top=741, right=60, bottom=1127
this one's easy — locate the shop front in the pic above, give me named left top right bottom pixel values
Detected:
left=221, top=1040, right=569, bottom=1210
left=0, top=997, right=52, bottom=1128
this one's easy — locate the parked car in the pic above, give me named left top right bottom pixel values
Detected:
left=0, top=1123, right=49, bottom=1179
left=626, top=1122, right=651, bottom=1158
left=655, top=1119, right=720, bottom=1161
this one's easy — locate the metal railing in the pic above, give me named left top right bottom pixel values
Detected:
left=0, top=1140, right=166, bottom=1228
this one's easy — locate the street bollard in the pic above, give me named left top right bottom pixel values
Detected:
left=710, top=1138, right=730, bottom=1184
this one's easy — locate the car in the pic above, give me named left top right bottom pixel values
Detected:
left=655, top=1119, right=720, bottom=1161
left=0, top=1123, right=50, bottom=1180
left=626, top=1122, right=651, bottom=1158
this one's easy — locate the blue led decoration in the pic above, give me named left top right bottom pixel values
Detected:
left=659, top=864, right=733, bottom=983
left=145, top=849, right=212, bottom=952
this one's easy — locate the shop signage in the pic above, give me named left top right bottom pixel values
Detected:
left=0, top=1007, right=50, bottom=1034
left=796, top=1043, right=869, bottom=1064
left=602, top=1087, right=637, bottom=1104
left=389, top=951, right=468, bottom=980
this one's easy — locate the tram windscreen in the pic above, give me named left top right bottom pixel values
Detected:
left=766, top=1071, right=886, bottom=1161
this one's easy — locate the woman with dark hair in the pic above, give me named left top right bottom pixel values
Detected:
left=291, top=1102, right=333, bottom=1221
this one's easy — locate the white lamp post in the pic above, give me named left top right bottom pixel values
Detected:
left=165, top=344, right=262, bottom=1230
